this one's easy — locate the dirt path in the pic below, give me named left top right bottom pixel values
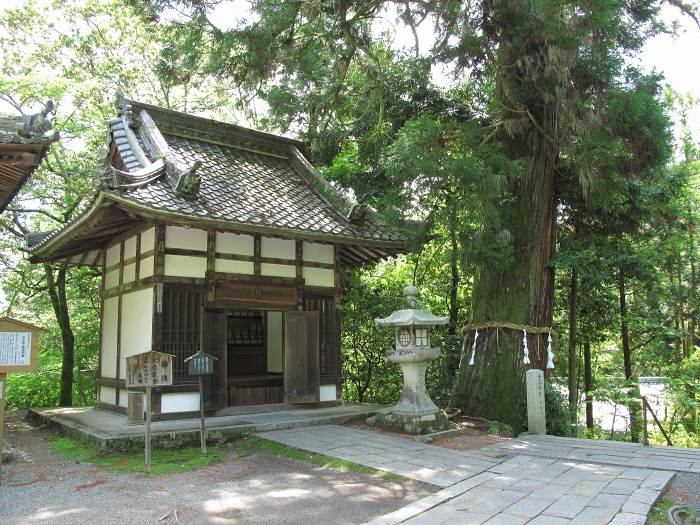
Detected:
left=0, top=412, right=432, bottom=525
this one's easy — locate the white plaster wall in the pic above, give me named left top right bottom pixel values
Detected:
left=320, top=385, right=337, bottom=402
left=123, top=262, right=136, bottom=283
left=216, top=232, right=254, bottom=255
left=303, top=242, right=334, bottom=264
left=261, top=237, right=295, bottom=260
left=164, top=255, right=206, bottom=278
left=119, top=287, right=154, bottom=378
left=303, top=267, right=335, bottom=288
left=100, top=296, right=119, bottom=378
left=124, top=236, right=137, bottom=259
left=140, top=255, right=154, bottom=279
left=267, top=311, right=283, bottom=373
left=165, top=225, right=207, bottom=251
left=100, top=386, right=117, bottom=405
left=215, top=259, right=254, bottom=275
left=106, top=243, right=121, bottom=267
left=261, top=263, right=296, bottom=278
left=118, top=390, right=128, bottom=408
left=105, top=269, right=120, bottom=290
left=141, top=227, right=155, bottom=252
left=161, top=392, right=200, bottom=413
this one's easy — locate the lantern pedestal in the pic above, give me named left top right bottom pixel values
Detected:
left=374, top=348, right=450, bottom=434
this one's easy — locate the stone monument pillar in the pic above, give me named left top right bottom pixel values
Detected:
left=526, top=369, right=546, bottom=435
left=373, top=286, right=451, bottom=434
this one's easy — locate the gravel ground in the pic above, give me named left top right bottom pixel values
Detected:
left=665, top=472, right=700, bottom=512
left=0, top=412, right=433, bottom=525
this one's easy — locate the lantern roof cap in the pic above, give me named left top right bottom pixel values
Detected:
left=375, top=286, right=449, bottom=327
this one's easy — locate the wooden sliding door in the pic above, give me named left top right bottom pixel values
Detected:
left=284, top=311, right=320, bottom=403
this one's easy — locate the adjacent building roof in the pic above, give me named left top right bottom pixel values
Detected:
left=0, top=101, right=59, bottom=212
left=29, top=95, right=409, bottom=266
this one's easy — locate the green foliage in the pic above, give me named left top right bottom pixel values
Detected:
left=543, top=381, right=574, bottom=437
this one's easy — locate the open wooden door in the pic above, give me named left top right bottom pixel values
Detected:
left=201, top=307, right=227, bottom=410
left=284, top=311, right=320, bottom=403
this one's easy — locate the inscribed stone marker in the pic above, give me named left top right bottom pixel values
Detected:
left=526, top=368, right=546, bottom=435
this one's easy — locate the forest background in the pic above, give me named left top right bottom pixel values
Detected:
left=0, top=0, right=698, bottom=445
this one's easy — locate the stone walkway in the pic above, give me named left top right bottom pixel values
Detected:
left=260, top=426, right=679, bottom=525
left=484, top=434, right=700, bottom=473
left=258, top=425, right=503, bottom=486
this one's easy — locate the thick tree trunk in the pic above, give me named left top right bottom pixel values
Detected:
left=448, top=209, right=459, bottom=336
left=618, top=275, right=642, bottom=442
left=568, top=268, right=578, bottom=426
left=447, top=201, right=461, bottom=375
left=584, top=340, right=593, bottom=429
left=450, top=100, right=558, bottom=434
left=45, top=263, right=75, bottom=407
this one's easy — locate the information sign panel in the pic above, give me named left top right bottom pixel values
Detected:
left=125, top=351, right=174, bottom=388
left=0, top=318, right=42, bottom=373
left=0, top=332, right=31, bottom=367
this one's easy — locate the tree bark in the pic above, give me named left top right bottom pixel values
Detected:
left=450, top=99, right=559, bottom=434
left=568, top=268, right=578, bottom=426
left=45, top=263, right=75, bottom=407
left=448, top=204, right=459, bottom=337
left=584, top=340, right=593, bottom=429
left=618, top=274, right=642, bottom=442
left=447, top=198, right=461, bottom=375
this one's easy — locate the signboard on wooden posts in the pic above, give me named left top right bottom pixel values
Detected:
left=125, top=351, right=174, bottom=388
left=0, top=317, right=43, bottom=373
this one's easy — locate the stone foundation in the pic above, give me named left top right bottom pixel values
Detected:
left=370, top=409, right=452, bottom=435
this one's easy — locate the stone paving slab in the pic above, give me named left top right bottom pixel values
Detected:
left=258, top=425, right=504, bottom=487
left=258, top=424, right=681, bottom=525
left=485, top=434, right=700, bottom=473
left=365, top=454, right=674, bottom=525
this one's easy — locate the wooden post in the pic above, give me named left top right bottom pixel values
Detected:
left=642, top=396, right=648, bottom=446
left=199, top=374, right=206, bottom=455
left=145, top=386, right=152, bottom=468
left=0, top=372, right=6, bottom=484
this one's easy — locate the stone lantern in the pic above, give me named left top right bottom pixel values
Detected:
left=374, top=285, right=451, bottom=434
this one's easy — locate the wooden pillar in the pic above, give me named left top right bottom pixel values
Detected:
left=206, top=230, right=216, bottom=307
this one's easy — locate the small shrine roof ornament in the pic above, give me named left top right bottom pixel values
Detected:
left=375, top=286, right=449, bottom=327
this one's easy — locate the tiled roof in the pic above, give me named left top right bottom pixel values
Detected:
left=107, top=133, right=404, bottom=243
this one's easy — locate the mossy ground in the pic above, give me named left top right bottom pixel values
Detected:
left=50, top=435, right=223, bottom=475
left=50, top=433, right=411, bottom=481
left=646, top=496, right=697, bottom=525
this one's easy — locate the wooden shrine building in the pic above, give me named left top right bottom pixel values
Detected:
left=28, top=96, right=407, bottom=418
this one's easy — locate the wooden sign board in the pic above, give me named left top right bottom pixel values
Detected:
left=125, top=350, right=175, bottom=388
left=185, top=351, right=216, bottom=376
left=0, top=317, right=44, bottom=373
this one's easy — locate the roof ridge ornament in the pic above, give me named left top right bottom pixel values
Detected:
left=115, top=89, right=134, bottom=127
left=15, top=100, right=59, bottom=141
left=169, top=158, right=202, bottom=198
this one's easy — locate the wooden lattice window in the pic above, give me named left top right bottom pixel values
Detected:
left=161, top=285, right=206, bottom=382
